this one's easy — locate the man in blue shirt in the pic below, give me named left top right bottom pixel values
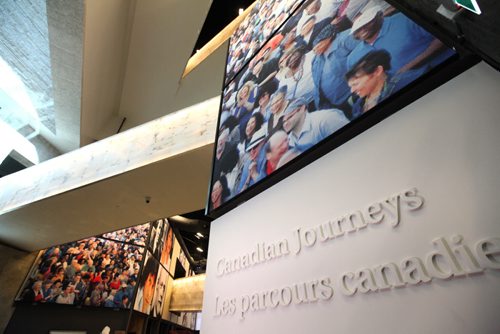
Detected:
left=311, top=24, right=360, bottom=112
left=347, top=6, right=455, bottom=75
left=282, top=97, right=349, bottom=153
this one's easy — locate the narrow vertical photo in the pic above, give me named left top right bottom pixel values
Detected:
left=134, top=251, right=159, bottom=314
left=151, top=265, right=169, bottom=318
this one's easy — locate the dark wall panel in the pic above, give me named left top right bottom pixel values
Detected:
left=5, top=304, right=128, bottom=334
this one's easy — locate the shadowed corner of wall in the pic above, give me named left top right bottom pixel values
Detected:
left=0, top=244, right=37, bottom=332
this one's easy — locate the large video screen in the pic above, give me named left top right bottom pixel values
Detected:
left=16, top=237, right=143, bottom=309
left=208, top=0, right=459, bottom=216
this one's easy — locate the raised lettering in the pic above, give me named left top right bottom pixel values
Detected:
left=356, top=268, right=378, bottom=293
left=280, top=287, right=293, bottom=306
left=304, top=228, right=317, bottom=247
left=400, top=257, right=431, bottom=284
left=381, top=195, right=401, bottom=227
left=450, top=235, right=483, bottom=274
left=374, top=262, right=405, bottom=289
left=401, top=188, right=424, bottom=210
left=475, top=237, right=500, bottom=269
left=366, top=203, right=384, bottom=224
left=340, top=272, right=357, bottom=296
left=348, top=211, right=367, bottom=230
left=318, top=278, right=334, bottom=300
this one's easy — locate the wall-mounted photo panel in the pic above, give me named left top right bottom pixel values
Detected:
left=207, top=0, right=472, bottom=217
left=225, top=0, right=305, bottom=86
left=100, top=223, right=150, bottom=246
left=160, top=224, right=174, bottom=273
left=178, top=312, right=197, bottom=330
left=151, top=265, right=169, bottom=318
left=133, top=251, right=159, bottom=314
left=178, top=250, right=190, bottom=277
left=15, top=237, right=143, bottom=309
left=148, top=219, right=165, bottom=259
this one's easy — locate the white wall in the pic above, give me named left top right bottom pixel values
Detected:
left=202, top=62, right=500, bottom=333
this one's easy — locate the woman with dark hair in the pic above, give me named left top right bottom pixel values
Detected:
left=233, top=80, right=257, bottom=135
left=281, top=46, right=316, bottom=101
left=220, top=115, right=241, bottom=147
left=51, top=266, right=65, bottom=283
left=211, top=175, right=231, bottom=210
left=253, top=79, right=278, bottom=121
left=345, top=49, right=424, bottom=119
left=239, top=113, right=265, bottom=154
left=267, top=86, right=289, bottom=136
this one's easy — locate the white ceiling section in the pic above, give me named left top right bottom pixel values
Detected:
left=80, top=0, right=136, bottom=145
left=81, top=0, right=215, bottom=145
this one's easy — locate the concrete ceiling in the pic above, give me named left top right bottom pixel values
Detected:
left=0, top=0, right=83, bottom=158
left=80, top=0, right=217, bottom=144
left=1, top=0, right=218, bottom=156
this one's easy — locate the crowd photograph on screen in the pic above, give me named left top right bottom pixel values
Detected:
left=16, top=237, right=143, bottom=309
left=100, top=223, right=150, bottom=246
left=210, top=0, right=456, bottom=211
left=225, top=0, right=303, bottom=85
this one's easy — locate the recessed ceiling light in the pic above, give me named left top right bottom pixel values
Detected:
left=196, top=232, right=204, bottom=238
left=196, top=247, right=204, bottom=252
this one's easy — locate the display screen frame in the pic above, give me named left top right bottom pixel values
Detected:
left=206, top=0, right=479, bottom=218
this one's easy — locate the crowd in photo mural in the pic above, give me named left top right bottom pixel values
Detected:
left=16, top=217, right=197, bottom=329
left=211, top=0, right=455, bottom=210
left=17, top=235, right=144, bottom=308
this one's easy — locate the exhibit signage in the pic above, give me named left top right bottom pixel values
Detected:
left=202, top=62, right=500, bottom=334
left=454, top=0, right=482, bottom=14
left=210, top=187, right=500, bottom=320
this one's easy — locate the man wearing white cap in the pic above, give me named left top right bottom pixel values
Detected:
left=347, top=6, right=454, bottom=75
left=236, top=128, right=268, bottom=193
left=282, top=98, right=349, bottom=153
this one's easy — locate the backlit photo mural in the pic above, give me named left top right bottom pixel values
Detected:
left=208, top=0, right=457, bottom=215
left=16, top=237, right=142, bottom=309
